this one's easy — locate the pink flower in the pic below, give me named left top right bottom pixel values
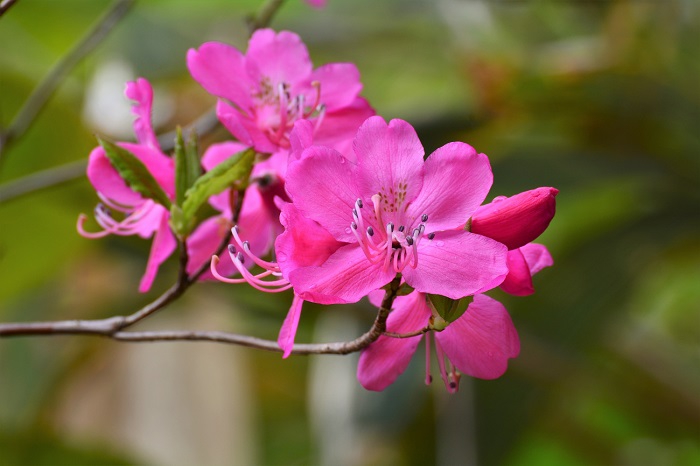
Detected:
left=281, top=116, right=509, bottom=302
left=78, top=78, right=177, bottom=292
left=211, top=117, right=509, bottom=357
left=357, top=291, right=520, bottom=392
left=499, top=242, right=553, bottom=296
left=470, top=187, right=558, bottom=250
left=187, top=29, right=374, bottom=155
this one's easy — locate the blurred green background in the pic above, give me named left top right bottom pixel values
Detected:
left=1, top=0, right=699, bottom=465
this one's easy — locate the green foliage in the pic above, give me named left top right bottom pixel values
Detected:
left=178, top=147, right=255, bottom=235
left=173, top=127, right=202, bottom=207
left=98, top=138, right=172, bottom=209
left=427, top=294, right=472, bottom=329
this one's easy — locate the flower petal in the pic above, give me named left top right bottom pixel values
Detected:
left=217, top=101, right=279, bottom=154
left=138, top=212, right=177, bottom=292
left=185, top=215, right=233, bottom=279
left=352, top=117, right=425, bottom=225
left=276, top=202, right=343, bottom=278
left=201, top=141, right=251, bottom=171
left=471, top=187, right=558, bottom=250
left=499, top=248, right=535, bottom=296
left=187, top=42, right=253, bottom=110
left=246, top=29, right=312, bottom=90
left=310, top=63, right=363, bottom=111
left=402, top=230, right=508, bottom=299
left=124, top=78, right=159, bottom=149
left=313, top=97, right=375, bottom=162
left=285, top=146, right=358, bottom=242
left=357, top=291, right=431, bottom=391
left=436, top=294, right=520, bottom=379
left=405, top=143, right=492, bottom=232
left=278, top=294, right=304, bottom=358
left=87, top=146, right=143, bottom=207
left=289, top=243, right=396, bottom=304
left=520, top=242, right=553, bottom=276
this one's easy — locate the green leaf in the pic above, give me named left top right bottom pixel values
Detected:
left=174, top=127, right=202, bottom=206
left=427, top=294, right=473, bottom=329
left=180, top=148, right=255, bottom=233
left=98, top=137, right=172, bottom=209
left=395, top=282, right=415, bottom=296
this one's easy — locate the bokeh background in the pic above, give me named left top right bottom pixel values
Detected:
left=1, top=0, right=699, bottom=465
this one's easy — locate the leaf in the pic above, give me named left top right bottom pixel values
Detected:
left=427, top=294, right=473, bottom=328
left=174, top=127, right=202, bottom=206
left=180, top=148, right=255, bottom=231
left=98, top=137, right=172, bottom=209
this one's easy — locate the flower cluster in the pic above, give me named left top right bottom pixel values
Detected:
left=80, top=27, right=557, bottom=392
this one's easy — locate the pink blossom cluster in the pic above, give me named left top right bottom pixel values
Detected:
left=79, top=28, right=557, bottom=392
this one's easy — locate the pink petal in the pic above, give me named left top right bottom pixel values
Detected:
left=357, top=291, right=432, bottom=391
left=124, top=78, right=159, bottom=149
left=187, top=42, right=253, bottom=110
left=201, top=141, right=251, bottom=171
left=499, top=248, right=535, bottom=296
left=278, top=294, right=304, bottom=358
left=406, top=142, right=493, bottom=232
left=520, top=242, right=553, bottom=275
left=436, top=294, right=520, bottom=379
left=471, top=187, right=558, bottom=250
left=313, top=97, right=375, bottom=161
left=289, top=120, right=315, bottom=162
left=310, top=63, right=362, bottom=111
left=119, top=142, right=176, bottom=198
left=138, top=212, right=177, bottom=292
left=246, top=29, right=312, bottom=90
left=288, top=243, right=396, bottom=304
left=185, top=215, right=233, bottom=279
left=305, top=0, right=327, bottom=8
left=275, top=202, right=343, bottom=277
left=402, top=230, right=508, bottom=299
left=285, top=146, right=358, bottom=242
left=87, top=147, right=143, bottom=207
left=352, top=117, right=425, bottom=225
left=217, top=101, right=279, bottom=154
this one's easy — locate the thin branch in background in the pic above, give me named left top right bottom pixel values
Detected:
left=0, top=159, right=87, bottom=203
left=0, top=0, right=18, bottom=18
left=247, top=0, right=286, bottom=33
left=0, top=274, right=403, bottom=357
left=0, top=0, right=134, bottom=159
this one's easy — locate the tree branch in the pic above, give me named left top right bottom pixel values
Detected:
left=0, top=0, right=19, bottom=18
left=0, top=274, right=403, bottom=356
left=0, top=0, right=134, bottom=159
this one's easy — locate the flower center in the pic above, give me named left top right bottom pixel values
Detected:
left=253, top=80, right=325, bottom=148
left=349, top=195, right=430, bottom=273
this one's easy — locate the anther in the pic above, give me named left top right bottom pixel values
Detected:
left=413, top=228, right=420, bottom=238
left=398, top=225, right=405, bottom=232
left=351, top=222, right=358, bottom=230
left=421, top=214, right=428, bottom=222
left=356, top=199, right=363, bottom=208
left=242, top=240, right=250, bottom=250
left=428, top=232, right=435, bottom=240
left=449, top=381, right=457, bottom=389
left=388, top=222, right=394, bottom=232
left=367, top=226, right=374, bottom=237
left=236, top=252, right=245, bottom=264
left=406, top=236, right=414, bottom=246
left=228, top=245, right=236, bottom=255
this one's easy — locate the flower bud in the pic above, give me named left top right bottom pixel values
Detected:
left=471, top=187, right=558, bottom=250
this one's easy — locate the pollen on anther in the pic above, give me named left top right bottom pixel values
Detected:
left=351, top=222, right=358, bottom=230
left=243, top=240, right=250, bottom=249
left=421, top=214, right=428, bottom=222
left=367, top=226, right=374, bottom=236
left=406, top=236, right=414, bottom=246
left=388, top=222, right=394, bottom=232
left=398, top=225, right=405, bottom=232
left=356, top=199, right=363, bottom=208
left=228, top=245, right=236, bottom=254
left=236, top=252, right=245, bottom=264
left=428, top=232, right=435, bottom=240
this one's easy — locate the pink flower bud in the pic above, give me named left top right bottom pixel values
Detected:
left=471, top=187, right=558, bottom=250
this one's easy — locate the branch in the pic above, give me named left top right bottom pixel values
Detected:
left=384, top=326, right=430, bottom=339
left=0, top=0, right=19, bottom=18
left=0, top=0, right=134, bottom=159
left=0, top=274, right=404, bottom=356
left=247, top=0, right=286, bottom=33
